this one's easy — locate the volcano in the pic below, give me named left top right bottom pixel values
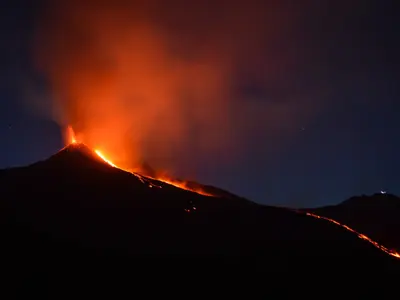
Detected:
left=0, top=144, right=399, bottom=293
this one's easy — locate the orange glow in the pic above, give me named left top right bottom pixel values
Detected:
left=35, top=1, right=299, bottom=182
left=66, top=125, right=77, bottom=144
left=94, top=150, right=118, bottom=168
left=66, top=126, right=214, bottom=197
left=146, top=174, right=214, bottom=197
left=300, top=211, right=400, bottom=259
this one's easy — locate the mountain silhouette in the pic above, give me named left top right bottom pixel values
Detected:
left=304, top=193, right=400, bottom=252
left=0, top=144, right=398, bottom=294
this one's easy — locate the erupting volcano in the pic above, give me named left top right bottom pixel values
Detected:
left=0, top=125, right=399, bottom=288
left=55, top=125, right=400, bottom=261
left=64, top=125, right=215, bottom=197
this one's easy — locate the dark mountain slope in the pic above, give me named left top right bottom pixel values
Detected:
left=305, top=193, right=400, bottom=252
left=0, top=144, right=399, bottom=293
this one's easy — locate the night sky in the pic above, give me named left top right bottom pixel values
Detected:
left=0, top=0, right=399, bottom=207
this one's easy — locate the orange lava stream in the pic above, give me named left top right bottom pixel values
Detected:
left=94, top=150, right=118, bottom=168
left=66, top=126, right=214, bottom=197
left=94, top=149, right=213, bottom=196
left=145, top=175, right=214, bottom=197
left=301, top=211, right=400, bottom=259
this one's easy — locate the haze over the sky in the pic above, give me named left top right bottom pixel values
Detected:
left=0, top=0, right=399, bottom=207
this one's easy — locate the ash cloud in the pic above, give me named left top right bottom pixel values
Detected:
left=34, top=0, right=326, bottom=176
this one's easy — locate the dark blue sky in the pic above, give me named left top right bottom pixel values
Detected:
left=0, top=0, right=399, bottom=207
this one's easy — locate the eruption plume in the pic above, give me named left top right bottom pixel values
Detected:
left=33, top=0, right=321, bottom=177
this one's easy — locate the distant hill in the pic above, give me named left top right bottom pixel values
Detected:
left=303, top=193, right=400, bottom=251
left=0, top=144, right=398, bottom=293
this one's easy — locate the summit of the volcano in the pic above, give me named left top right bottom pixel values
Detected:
left=42, top=142, right=108, bottom=166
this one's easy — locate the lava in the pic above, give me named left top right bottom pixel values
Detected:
left=298, top=210, right=400, bottom=259
left=94, top=150, right=118, bottom=168
left=65, top=126, right=214, bottom=197
left=148, top=175, right=213, bottom=197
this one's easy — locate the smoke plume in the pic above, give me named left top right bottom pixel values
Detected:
left=34, top=0, right=321, bottom=176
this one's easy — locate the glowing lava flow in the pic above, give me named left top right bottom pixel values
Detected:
left=93, top=148, right=213, bottom=196
left=147, top=175, right=214, bottom=197
left=299, top=211, right=400, bottom=259
left=94, top=150, right=118, bottom=168
left=65, top=126, right=214, bottom=197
